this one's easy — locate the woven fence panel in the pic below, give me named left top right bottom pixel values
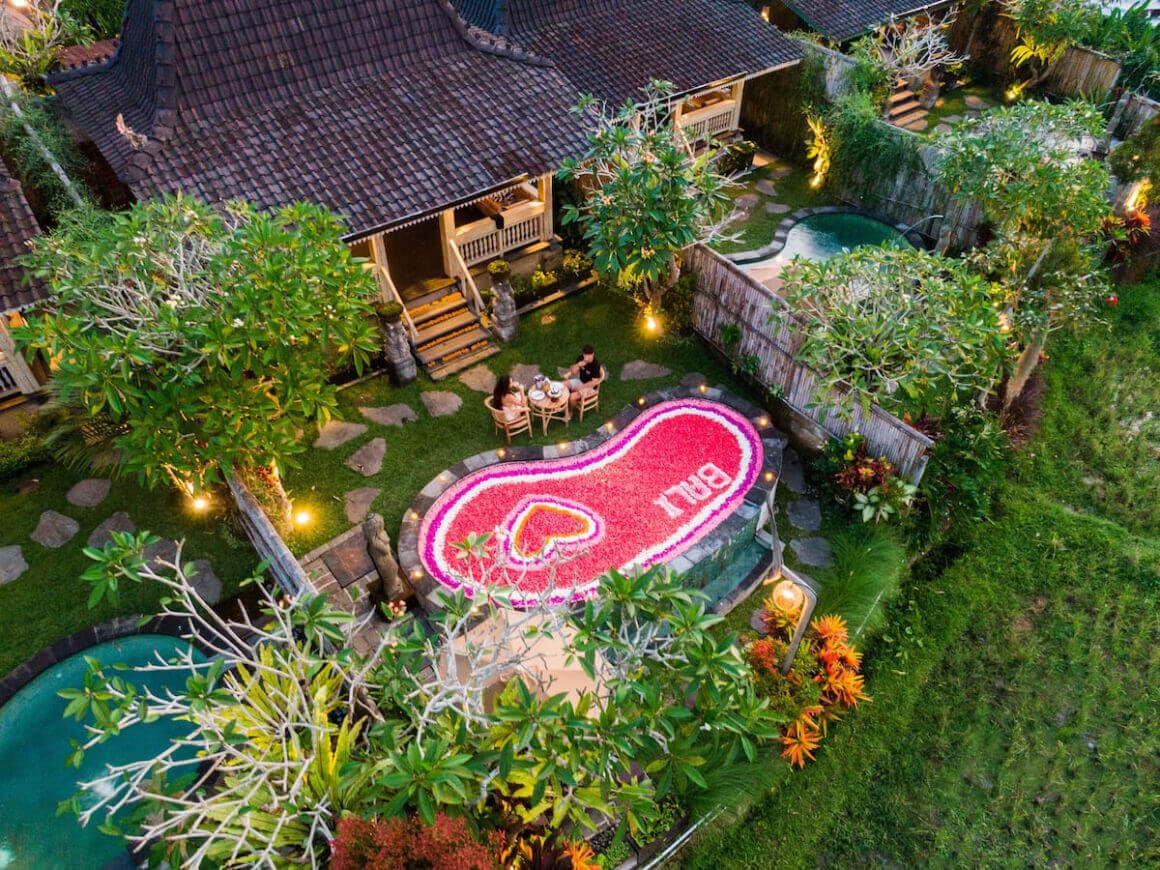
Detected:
left=687, top=245, right=932, bottom=483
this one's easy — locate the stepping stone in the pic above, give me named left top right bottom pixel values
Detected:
left=313, top=420, right=367, bottom=450
left=144, top=537, right=179, bottom=567
left=780, top=449, right=807, bottom=494
left=786, top=498, right=822, bottom=533
left=344, top=486, right=382, bottom=523
left=420, top=391, right=463, bottom=418
left=91, top=448, right=122, bottom=471
left=942, top=114, right=962, bottom=123
left=935, top=123, right=952, bottom=134
left=66, top=478, right=111, bottom=508
left=736, top=193, right=760, bottom=210
left=755, top=178, right=778, bottom=196
left=31, top=510, right=80, bottom=548
left=964, top=94, right=991, bottom=110
left=0, top=545, right=28, bottom=586
left=904, top=117, right=929, bottom=132
left=345, top=438, right=387, bottom=477
left=359, top=404, right=417, bottom=428
left=620, top=360, right=672, bottom=381
left=680, top=371, right=708, bottom=390
left=86, top=511, right=136, bottom=549
left=764, top=202, right=790, bottom=215
left=750, top=609, right=771, bottom=636
left=189, top=560, right=222, bottom=605
left=510, top=363, right=542, bottom=387
left=770, top=165, right=794, bottom=179
left=790, top=537, right=834, bottom=568
left=457, top=364, right=497, bottom=394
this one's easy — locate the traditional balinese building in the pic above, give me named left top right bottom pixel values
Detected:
left=452, top=0, right=801, bottom=146
left=51, top=0, right=589, bottom=377
left=0, top=160, right=49, bottom=403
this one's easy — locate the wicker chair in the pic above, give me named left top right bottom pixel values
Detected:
left=576, top=366, right=606, bottom=422
left=484, top=395, right=532, bottom=445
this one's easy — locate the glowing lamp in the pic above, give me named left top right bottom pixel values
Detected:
left=645, top=314, right=658, bottom=332
left=191, top=496, right=209, bottom=512
left=757, top=417, right=769, bottom=428
left=412, top=568, right=424, bottom=580
left=763, top=470, right=776, bottom=483
left=771, top=578, right=805, bottom=614
left=409, top=510, right=419, bottom=521
left=497, top=448, right=506, bottom=459
left=293, top=509, right=312, bottom=527
left=557, top=442, right=568, bottom=452
left=636, top=396, right=646, bottom=406
left=698, top=383, right=708, bottom=393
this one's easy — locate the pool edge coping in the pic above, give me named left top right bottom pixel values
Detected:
left=396, top=385, right=787, bottom=612
left=0, top=614, right=200, bottom=707
left=723, top=205, right=928, bottom=266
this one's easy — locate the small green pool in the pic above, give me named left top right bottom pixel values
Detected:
left=742, top=212, right=910, bottom=269
left=0, top=634, right=204, bottom=869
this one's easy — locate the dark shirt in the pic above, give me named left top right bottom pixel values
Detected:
left=575, top=355, right=601, bottom=383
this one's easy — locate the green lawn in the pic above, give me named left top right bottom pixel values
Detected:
left=0, top=466, right=255, bottom=675
left=684, top=276, right=1160, bottom=866
left=282, top=287, right=749, bottom=556
left=712, top=159, right=828, bottom=256
left=924, top=81, right=1008, bottom=129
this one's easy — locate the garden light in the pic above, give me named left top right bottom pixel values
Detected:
left=412, top=568, right=424, bottom=580
left=698, top=383, right=708, bottom=393
left=557, top=442, right=568, bottom=452
left=191, top=495, right=209, bottom=512
left=293, top=509, right=312, bottom=527
left=636, top=396, right=646, bottom=406
left=496, top=448, right=506, bottom=459
left=645, top=313, right=658, bottom=333
left=757, top=416, right=769, bottom=428
left=409, top=510, right=419, bottom=521
left=764, top=470, right=775, bottom=483
left=770, top=572, right=817, bottom=674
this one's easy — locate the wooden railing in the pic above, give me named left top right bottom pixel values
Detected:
left=366, top=262, right=418, bottom=341
left=677, top=98, right=740, bottom=142
left=0, top=360, right=19, bottom=398
left=686, top=244, right=933, bottom=484
left=447, top=239, right=485, bottom=313
left=455, top=200, right=549, bottom=266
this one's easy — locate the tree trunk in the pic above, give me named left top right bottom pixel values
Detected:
left=1003, top=328, right=1047, bottom=411
left=266, top=461, right=292, bottom=530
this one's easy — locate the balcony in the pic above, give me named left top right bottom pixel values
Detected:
left=454, top=184, right=552, bottom=266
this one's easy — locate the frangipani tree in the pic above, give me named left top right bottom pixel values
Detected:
left=558, top=81, right=735, bottom=311
left=68, top=532, right=781, bottom=867
left=931, top=100, right=1113, bottom=408
left=780, top=246, right=1007, bottom=417
left=877, top=12, right=968, bottom=93
left=19, top=196, right=379, bottom=524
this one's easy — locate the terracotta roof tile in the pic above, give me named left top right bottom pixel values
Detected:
left=784, top=0, right=953, bottom=42
left=0, top=161, right=45, bottom=312
left=51, top=0, right=587, bottom=236
left=455, top=0, right=802, bottom=103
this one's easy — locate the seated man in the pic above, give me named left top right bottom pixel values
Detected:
left=566, top=344, right=604, bottom=411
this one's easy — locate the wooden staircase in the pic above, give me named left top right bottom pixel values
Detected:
left=886, top=81, right=929, bottom=131
left=403, top=278, right=499, bottom=380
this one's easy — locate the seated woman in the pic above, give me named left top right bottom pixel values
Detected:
left=492, top=375, right=527, bottom=422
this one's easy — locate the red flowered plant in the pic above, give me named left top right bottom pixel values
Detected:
left=745, top=610, right=870, bottom=769
left=330, top=812, right=506, bottom=870
left=1104, top=209, right=1152, bottom=261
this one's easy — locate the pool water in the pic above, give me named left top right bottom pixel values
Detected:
left=742, top=212, right=910, bottom=271
left=0, top=635, right=204, bottom=869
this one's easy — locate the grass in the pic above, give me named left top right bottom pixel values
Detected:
left=923, top=80, right=1008, bottom=129
left=711, top=159, right=828, bottom=256
left=684, top=274, right=1160, bottom=866
left=281, top=287, right=749, bottom=556
left=0, top=466, right=255, bottom=675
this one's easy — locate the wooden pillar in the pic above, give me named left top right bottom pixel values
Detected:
left=730, top=79, right=745, bottom=131
left=0, top=312, right=42, bottom=395
left=438, top=209, right=456, bottom=276
left=368, top=233, right=393, bottom=303
left=537, top=174, right=554, bottom=242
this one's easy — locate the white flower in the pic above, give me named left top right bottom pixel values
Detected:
left=232, top=318, right=244, bottom=328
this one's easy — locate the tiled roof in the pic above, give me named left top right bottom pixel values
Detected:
left=783, top=0, right=953, bottom=42
left=454, top=0, right=802, bottom=104
left=0, top=161, right=45, bottom=312
left=51, top=0, right=588, bottom=237
left=57, top=39, right=118, bottom=70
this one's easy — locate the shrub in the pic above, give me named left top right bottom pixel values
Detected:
left=814, top=525, right=905, bottom=638
left=0, top=431, right=51, bottom=480
left=659, top=271, right=696, bottom=334
left=746, top=612, right=869, bottom=768
left=559, top=249, right=594, bottom=284
left=487, top=258, right=511, bottom=279
left=529, top=268, right=558, bottom=292
left=330, top=813, right=505, bottom=870
left=599, top=837, right=631, bottom=868
left=510, top=273, right=535, bottom=304
left=717, top=138, right=758, bottom=176
left=816, top=432, right=916, bottom=524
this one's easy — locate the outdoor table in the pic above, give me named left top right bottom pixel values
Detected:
left=527, top=381, right=570, bottom=435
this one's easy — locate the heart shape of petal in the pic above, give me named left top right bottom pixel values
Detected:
left=419, top=399, right=764, bottom=606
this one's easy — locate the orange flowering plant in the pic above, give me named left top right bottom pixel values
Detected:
left=744, top=608, right=870, bottom=768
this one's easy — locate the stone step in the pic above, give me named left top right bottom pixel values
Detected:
left=426, top=341, right=501, bottom=381
left=416, top=324, right=493, bottom=366
left=888, top=98, right=922, bottom=118
left=404, top=279, right=461, bottom=312
left=408, top=291, right=469, bottom=326
left=892, top=108, right=928, bottom=129
left=414, top=308, right=478, bottom=347
left=888, top=88, right=918, bottom=105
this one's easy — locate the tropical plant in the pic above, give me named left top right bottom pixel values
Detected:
left=0, top=0, right=89, bottom=89
left=814, top=524, right=906, bottom=638
left=1003, top=0, right=1092, bottom=87
left=0, top=90, right=90, bottom=215
left=558, top=81, right=735, bottom=308
left=805, top=113, right=831, bottom=188
left=329, top=813, right=506, bottom=870
left=17, top=195, right=379, bottom=528
left=1110, top=117, right=1160, bottom=185
left=823, top=91, right=921, bottom=193
left=780, top=246, right=1007, bottom=417
left=60, top=0, right=122, bottom=39
left=746, top=612, right=869, bottom=768
left=931, top=100, right=1113, bottom=409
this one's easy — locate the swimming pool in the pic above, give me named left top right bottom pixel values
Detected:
left=736, top=209, right=913, bottom=272
left=0, top=634, right=204, bottom=869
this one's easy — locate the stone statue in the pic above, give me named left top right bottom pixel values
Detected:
left=490, top=277, right=519, bottom=343
left=362, top=513, right=412, bottom=609
left=382, top=318, right=417, bottom=385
